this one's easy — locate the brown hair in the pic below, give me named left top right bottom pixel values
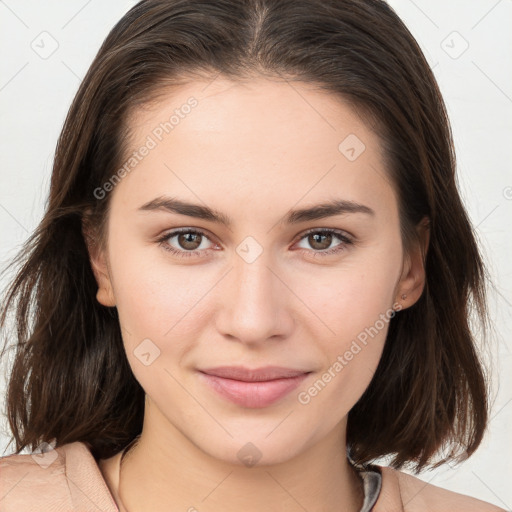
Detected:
left=0, top=0, right=492, bottom=472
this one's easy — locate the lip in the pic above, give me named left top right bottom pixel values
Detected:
left=199, top=365, right=310, bottom=381
left=198, top=366, right=311, bottom=408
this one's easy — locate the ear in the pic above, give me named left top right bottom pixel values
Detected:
left=82, top=214, right=116, bottom=308
left=395, top=216, right=430, bottom=310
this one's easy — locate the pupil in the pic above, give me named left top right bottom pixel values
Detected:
left=180, top=232, right=200, bottom=249
left=311, top=233, right=331, bottom=250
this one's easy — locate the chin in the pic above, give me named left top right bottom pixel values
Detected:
left=190, top=426, right=314, bottom=468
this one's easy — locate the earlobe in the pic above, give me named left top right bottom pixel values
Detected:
left=90, top=249, right=117, bottom=308
left=396, top=216, right=430, bottom=309
left=82, top=219, right=116, bottom=308
left=94, top=265, right=116, bottom=307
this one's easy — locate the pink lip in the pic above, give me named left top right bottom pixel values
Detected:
left=198, top=366, right=311, bottom=408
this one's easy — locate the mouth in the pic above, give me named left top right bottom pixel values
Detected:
left=197, top=366, right=312, bottom=408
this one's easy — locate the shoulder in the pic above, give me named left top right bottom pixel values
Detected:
left=376, top=465, right=507, bottom=512
left=0, top=441, right=118, bottom=512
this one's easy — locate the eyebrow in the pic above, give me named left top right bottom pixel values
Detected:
left=138, top=196, right=375, bottom=227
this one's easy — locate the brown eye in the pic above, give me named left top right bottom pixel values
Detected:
left=157, top=228, right=215, bottom=258
left=307, top=232, right=334, bottom=251
left=176, top=232, right=203, bottom=250
left=295, top=229, right=353, bottom=257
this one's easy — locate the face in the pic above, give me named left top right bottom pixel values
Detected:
left=88, top=76, right=425, bottom=466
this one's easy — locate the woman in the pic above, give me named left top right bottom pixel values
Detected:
left=0, top=0, right=506, bottom=510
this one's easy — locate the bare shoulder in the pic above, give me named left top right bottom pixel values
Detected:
left=380, top=466, right=508, bottom=512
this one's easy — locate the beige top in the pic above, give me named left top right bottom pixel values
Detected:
left=0, top=441, right=507, bottom=511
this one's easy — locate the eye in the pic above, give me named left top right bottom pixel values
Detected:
left=293, top=228, right=353, bottom=257
left=156, top=227, right=353, bottom=259
left=157, top=228, right=217, bottom=258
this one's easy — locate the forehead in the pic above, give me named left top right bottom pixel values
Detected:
left=113, top=77, right=397, bottom=221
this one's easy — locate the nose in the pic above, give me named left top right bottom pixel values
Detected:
left=214, top=250, right=294, bottom=346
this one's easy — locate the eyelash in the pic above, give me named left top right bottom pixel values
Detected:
left=156, top=227, right=354, bottom=259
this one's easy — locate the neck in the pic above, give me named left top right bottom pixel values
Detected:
left=110, top=402, right=364, bottom=512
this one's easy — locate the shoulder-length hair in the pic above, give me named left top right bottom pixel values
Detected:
left=0, top=0, right=491, bottom=471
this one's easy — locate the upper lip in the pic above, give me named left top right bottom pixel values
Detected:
left=199, top=366, right=311, bottom=382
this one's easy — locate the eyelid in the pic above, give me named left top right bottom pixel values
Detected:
left=295, top=227, right=354, bottom=243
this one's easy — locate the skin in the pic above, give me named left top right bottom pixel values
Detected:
left=87, top=76, right=429, bottom=512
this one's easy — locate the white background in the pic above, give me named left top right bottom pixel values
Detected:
left=0, top=0, right=511, bottom=509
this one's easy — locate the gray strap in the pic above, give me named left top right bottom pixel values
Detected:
left=358, top=468, right=382, bottom=512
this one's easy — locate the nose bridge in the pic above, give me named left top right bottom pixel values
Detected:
left=235, top=249, right=274, bottom=304
left=232, top=234, right=276, bottom=296
left=234, top=243, right=278, bottom=314
left=216, top=239, right=291, bottom=343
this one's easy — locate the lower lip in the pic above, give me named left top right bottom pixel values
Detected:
left=198, top=372, right=310, bottom=408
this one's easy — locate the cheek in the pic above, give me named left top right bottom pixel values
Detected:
left=295, top=298, right=394, bottom=420
left=107, top=237, right=224, bottom=368
left=293, top=243, right=401, bottom=407
left=296, top=240, right=401, bottom=341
